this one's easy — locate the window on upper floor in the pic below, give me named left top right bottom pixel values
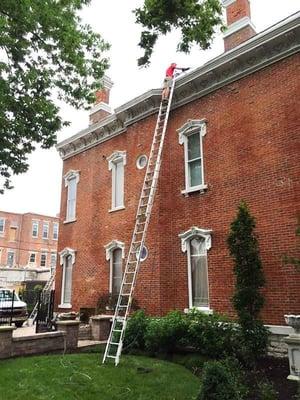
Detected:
left=104, top=240, right=125, bottom=295
left=179, top=227, right=212, bottom=311
left=178, top=119, right=208, bottom=195
left=59, top=248, right=76, bottom=308
left=64, top=170, right=80, bottom=223
left=40, top=252, right=47, bottom=267
left=53, top=222, right=59, bottom=240
left=42, top=222, right=49, bottom=239
left=9, top=227, right=17, bottom=242
left=107, top=151, right=126, bottom=211
left=0, top=218, right=5, bottom=235
left=32, top=221, right=39, bottom=238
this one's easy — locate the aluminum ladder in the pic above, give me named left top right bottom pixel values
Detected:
left=26, top=273, right=55, bottom=325
left=102, top=76, right=177, bottom=366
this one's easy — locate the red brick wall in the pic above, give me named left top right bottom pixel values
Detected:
left=56, top=54, right=300, bottom=325
left=224, top=26, right=256, bottom=51
left=226, top=0, right=251, bottom=26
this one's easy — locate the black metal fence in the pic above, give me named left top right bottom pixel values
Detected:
left=0, top=289, right=16, bottom=326
left=36, top=290, right=55, bottom=333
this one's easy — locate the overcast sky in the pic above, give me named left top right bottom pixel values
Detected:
left=1, top=1, right=299, bottom=217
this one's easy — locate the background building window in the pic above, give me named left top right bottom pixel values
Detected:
left=29, top=253, right=36, bottom=264
left=9, top=227, right=17, bottom=242
left=0, top=218, right=5, bottom=234
left=50, top=252, right=57, bottom=275
left=7, top=251, right=14, bottom=267
left=40, top=252, right=47, bottom=267
left=32, top=221, right=39, bottom=238
left=42, top=222, right=49, bottom=239
left=53, top=222, right=59, bottom=240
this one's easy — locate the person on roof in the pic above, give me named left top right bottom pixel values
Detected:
left=162, top=63, right=189, bottom=101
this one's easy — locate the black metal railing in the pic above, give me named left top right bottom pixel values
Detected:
left=36, top=290, right=55, bottom=333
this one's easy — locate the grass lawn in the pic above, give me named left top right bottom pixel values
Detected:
left=0, top=353, right=200, bottom=400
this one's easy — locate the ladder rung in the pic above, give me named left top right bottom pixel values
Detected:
left=118, top=305, right=128, bottom=308
left=110, top=342, right=120, bottom=346
left=113, top=329, right=122, bottom=332
left=121, top=293, right=131, bottom=296
left=106, top=355, right=117, bottom=359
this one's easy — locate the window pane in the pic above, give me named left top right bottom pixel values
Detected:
left=63, top=256, right=72, bottom=304
left=42, top=223, right=49, bottom=239
left=188, top=133, right=200, bottom=160
left=114, top=162, right=124, bottom=208
left=32, top=222, right=38, bottom=237
left=189, top=159, right=202, bottom=187
left=40, top=253, right=47, bottom=267
left=112, top=248, right=122, bottom=294
left=7, top=252, right=14, bottom=267
left=190, top=237, right=209, bottom=307
left=0, top=219, right=4, bottom=233
left=29, top=253, right=36, bottom=263
left=67, top=178, right=76, bottom=220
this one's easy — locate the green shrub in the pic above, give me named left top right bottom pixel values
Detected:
left=257, top=380, right=278, bottom=400
left=197, top=359, right=248, bottom=400
left=144, top=311, right=188, bottom=353
left=186, top=310, right=238, bottom=358
left=123, top=310, right=149, bottom=351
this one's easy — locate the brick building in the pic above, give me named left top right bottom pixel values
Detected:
left=0, top=211, right=59, bottom=288
left=55, top=1, right=300, bottom=328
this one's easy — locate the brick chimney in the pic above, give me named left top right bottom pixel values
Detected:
left=89, top=75, right=113, bottom=125
left=222, top=0, right=256, bottom=51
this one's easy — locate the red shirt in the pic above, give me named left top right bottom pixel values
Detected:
left=165, top=65, right=176, bottom=78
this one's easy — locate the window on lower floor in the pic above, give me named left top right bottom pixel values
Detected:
left=112, top=248, right=123, bottom=295
left=179, top=227, right=212, bottom=310
left=29, top=253, right=36, bottom=264
left=59, top=248, right=76, bottom=307
left=9, top=227, right=17, bottom=241
left=40, top=252, right=47, bottom=267
left=7, top=251, right=14, bottom=267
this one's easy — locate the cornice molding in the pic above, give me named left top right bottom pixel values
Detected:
left=59, top=247, right=76, bottom=266
left=107, top=150, right=127, bottom=169
left=179, top=227, right=212, bottom=253
left=104, top=240, right=125, bottom=260
left=177, top=119, right=207, bottom=144
left=89, top=101, right=112, bottom=116
left=56, top=12, right=300, bottom=160
left=223, top=16, right=256, bottom=38
left=222, top=0, right=236, bottom=7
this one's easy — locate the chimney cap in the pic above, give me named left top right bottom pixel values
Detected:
left=102, top=75, right=113, bottom=90
left=222, top=0, right=237, bottom=6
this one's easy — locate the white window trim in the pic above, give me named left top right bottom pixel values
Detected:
left=32, top=220, right=39, bottom=238
left=28, top=251, right=37, bottom=266
left=53, top=222, right=59, bottom=240
left=107, top=151, right=126, bottom=212
left=6, top=250, right=15, bottom=267
left=104, top=240, right=125, bottom=294
left=42, top=221, right=49, bottom=239
left=178, top=119, right=208, bottom=195
left=64, top=170, right=80, bottom=223
left=40, top=251, right=47, bottom=267
left=179, top=226, right=212, bottom=312
left=58, top=247, right=76, bottom=308
left=0, top=218, right=5, bottom=235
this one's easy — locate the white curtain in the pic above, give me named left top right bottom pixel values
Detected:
left=190, top=237, right=209, bottom=307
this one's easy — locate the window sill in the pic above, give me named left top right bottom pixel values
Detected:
left=109, top=206, right=125, bottom=213
left=184, top=307, right=213, bottom=315
left=63, top=218, right=77, bottom=225
left=181, top=184, right=208, bottom=196
left=58, top=303, right=72, bottom=309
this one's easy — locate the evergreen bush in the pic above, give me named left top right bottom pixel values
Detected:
left=123, top=310, right=149, bottom=351
left=197, top=359, right=248, bottom=400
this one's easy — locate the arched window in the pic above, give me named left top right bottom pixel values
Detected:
left=59, top=247, right=76, bottom=308
left=179, top=227, right=212, bottom=310
left=104, top=240, right=125, bottom=294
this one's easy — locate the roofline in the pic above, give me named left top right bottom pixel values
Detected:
left=0, top=210, right=59, bottom=220
left=57, top=11, right=300, bottom=160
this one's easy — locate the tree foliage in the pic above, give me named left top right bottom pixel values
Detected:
left=134, top=0, right=223, bottom=66
left=227, top=201, right=265, bottom=327
left=0, top=0, right=109, bottom=193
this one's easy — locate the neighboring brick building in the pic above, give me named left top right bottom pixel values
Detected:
left=55, top=2, right=300, bottom=328
left=0, top=211, right=59, bottom=288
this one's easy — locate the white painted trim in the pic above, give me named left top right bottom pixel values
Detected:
left=59, top=249, right=75, bottom=307
left=102, top=75, right=113, bottom=90
left=59, top=248, right=76, bottom=266
left=184, top=307, right=213, bottom=315
left=107, top=151, right=127, bottom=169
left=89, top=101, right=112, bottom=116
left=266, top=324, right=294, bottom=335
left=42, top=221, right=49, bottom=239
left=222, top=0, right=236, bottom=7
left=181, top=184, right=208, bottom=195
left=136, top=155, right=148, bottom=170
left=32, top=220, right=39, bottom=238
left=109, top=206, right=126, bottom=213
left=223, top=16, right=256, bottom=38
left=58, top=303, right=72, bottom=309
left=53, top=222, right=59, bottom=240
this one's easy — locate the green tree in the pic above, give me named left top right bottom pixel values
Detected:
left=283, top=221, right=300, bottom=271
left=227, top=201, right=268, bottom=361
left=134, top=0, right=223, bottom=66
left=0, top=0, right=109, bottom=193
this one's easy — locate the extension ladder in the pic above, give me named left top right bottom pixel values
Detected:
left=26, top=273, right=55, bottom=325
left=102, top=76, right=177, bottom=365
